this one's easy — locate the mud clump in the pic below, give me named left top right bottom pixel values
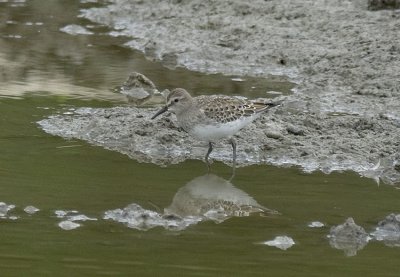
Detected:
left=371, top=213, right=400, bottom=247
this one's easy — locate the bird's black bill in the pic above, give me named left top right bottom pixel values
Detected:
left=151, top=106, right=168, bottom=119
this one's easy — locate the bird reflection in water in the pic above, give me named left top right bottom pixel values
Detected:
left=165, top=174, right=278, bottom=223
left=104, top=174, right=278, bottom=231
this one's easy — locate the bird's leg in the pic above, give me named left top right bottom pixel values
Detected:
left=229, top=138, right=237, bottom=178
left=205, top=142, right=213, bottom=172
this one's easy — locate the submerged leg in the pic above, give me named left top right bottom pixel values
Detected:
left=205, top=142, right=213, bottom=172
left=229, top=138, right=237, bottom=178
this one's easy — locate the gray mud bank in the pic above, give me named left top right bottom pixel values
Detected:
left=39, top=99, right=400, bottom=184
left=40, top=0, right=399, bottom=184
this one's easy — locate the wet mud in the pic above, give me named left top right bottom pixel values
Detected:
left=39, top=0, right=399, bottom=184
left=38, top=80, right=400, bottom=184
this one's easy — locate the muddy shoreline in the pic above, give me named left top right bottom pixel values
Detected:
left=40, top=0, right=400, bottom=184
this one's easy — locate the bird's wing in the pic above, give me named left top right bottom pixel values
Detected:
left=195, top=96, right=269, bottom=124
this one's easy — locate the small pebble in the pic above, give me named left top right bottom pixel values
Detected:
left=231, top=78, right=245, bottom=82
left=24, top=205, right=40, bottom=215
left=287, top=125, right=305, bottom=136
left=265, top=131, right=283, bottom=139
left=308, top=221, right=325, bottom=228
left=261, top=236, right=295, bottom=250
left=55, top=210, right=78, bottom=218
left=58, top=220, right=80, bottom=230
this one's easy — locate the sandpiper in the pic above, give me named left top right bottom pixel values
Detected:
left=151, top=88, right=278, bottom=170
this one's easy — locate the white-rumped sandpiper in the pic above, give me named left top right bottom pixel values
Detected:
left=152, top=88, right=278, bottom=171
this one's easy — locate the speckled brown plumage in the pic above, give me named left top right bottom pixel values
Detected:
left=151, top=88, right=279, bottom=171
left=195, top=95, right=270, bottom=124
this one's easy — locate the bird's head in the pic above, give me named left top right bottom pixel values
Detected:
left=151, top=88, right=193, bottom=119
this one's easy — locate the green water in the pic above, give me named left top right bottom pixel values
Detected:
left=1, top=1, right=400, bottom=276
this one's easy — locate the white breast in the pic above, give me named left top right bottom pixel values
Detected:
left=189, top=115, right=258, bottom=141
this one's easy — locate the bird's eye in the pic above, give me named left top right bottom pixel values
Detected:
left=174, top=99, right=179, bottom=103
